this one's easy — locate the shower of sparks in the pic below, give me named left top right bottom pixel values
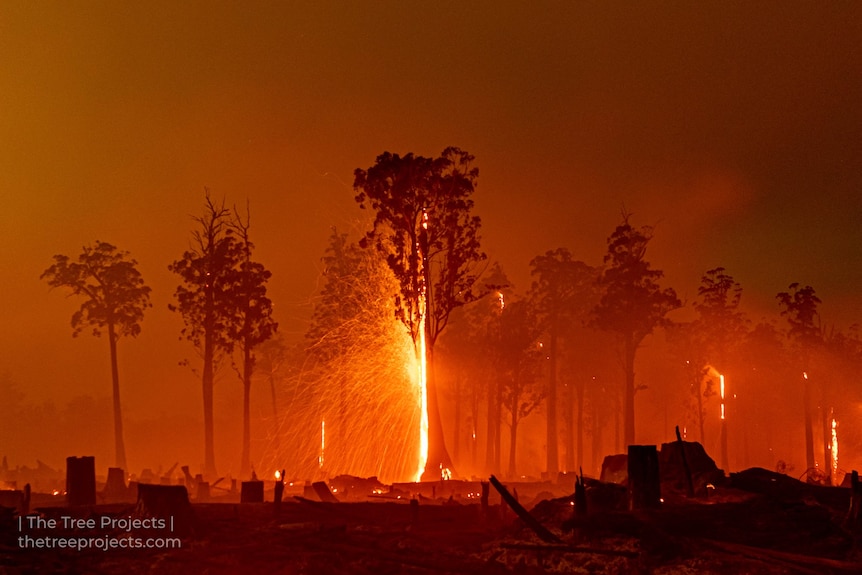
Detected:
left=497, top=291, right=505, bottom=311
left=259, top=246, right=423, bottom=484
left=719, top=373, right=726, bottom=420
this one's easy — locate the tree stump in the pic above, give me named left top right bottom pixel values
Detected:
left=135, top=483, right=193, bottom=537
left=103, top=467, right=128, bottom=502
left=627, top=445, right=661, bottom=510
left=241, top=480, right=264, bottom=503
left=66, top=456, right=96, bottom=507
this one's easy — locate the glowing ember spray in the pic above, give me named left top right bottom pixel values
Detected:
left=719, top=374, right=726, bottom=420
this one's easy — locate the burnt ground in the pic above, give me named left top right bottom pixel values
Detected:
left=2, top=473, right=862, bottom=575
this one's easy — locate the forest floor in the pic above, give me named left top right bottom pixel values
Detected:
left=2, top=470, right=862, bottom=574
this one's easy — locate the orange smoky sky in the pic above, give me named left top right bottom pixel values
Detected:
left=1, top=2, right=860, bottom=471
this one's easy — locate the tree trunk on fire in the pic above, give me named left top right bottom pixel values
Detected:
left=421, top=348, right=454, bottom=480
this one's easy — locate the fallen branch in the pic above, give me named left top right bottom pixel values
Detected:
left=489, top=475, right=562, bottom=544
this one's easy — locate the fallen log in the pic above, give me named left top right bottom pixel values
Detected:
left=489, top=475, right=561, bottom=544
left=312, top=481, right=339, bottom=503
left=499, top=542, right=638, bottom=558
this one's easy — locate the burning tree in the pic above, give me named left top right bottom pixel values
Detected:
left=777, top=283, right=822, bottom=478
left=668, top=268, right=746, bottom=447
left=354, top=147, right=485, bottom=480
left=591, top=214, right=680, bottom=448
left=41, top=241, right=152, bottom=470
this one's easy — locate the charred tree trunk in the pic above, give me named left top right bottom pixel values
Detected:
left=107, top=322, right=127, bottom=471
left=564, top=377, right=575, bottom=472
left=696, top=374, right=706, bottom=444
left=485, top=377, right=497, bottom=473
left=240, top=343, right=252, bottom=478
left=546, top=330, right=559, bottom=475
left=802, top=373, right=815, bottom=475
left=453, top=375, right=462, bottom=465
left=623, top=335, right=637, bottom=448
left=508, top=385, right=519, bottom=478
left=422, top=347, right=454, bottom=480
left=576, top=376, right=585, bottom=470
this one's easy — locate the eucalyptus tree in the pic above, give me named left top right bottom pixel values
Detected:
left=528, top=248, right=598, bottom=473
left=229, top=206, right=277, bottom=477
left=777, top=283, right=822, bottom=477
left=354, top=147, right=485, bottom=480
left=591, top=215, right=680, bottom=447
left=42, top=241, right=151, bottom=470
left=169, top=194, right=238, bottom=477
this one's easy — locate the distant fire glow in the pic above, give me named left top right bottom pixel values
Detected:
left=831, top=415, right=839, bottom=485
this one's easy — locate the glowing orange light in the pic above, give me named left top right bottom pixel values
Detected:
left=831, top=415, right=839, bottom=485
left=415, top=208, right=429, bottom=483
left=319, top=420, right=325, bottom=469
left=275, top=470, right=281, bottom=480
left=719, top=373, right=726, bottom=420
left=497, top=291, right=505, bottom=311
left=440, top=465, right=452, bottom=480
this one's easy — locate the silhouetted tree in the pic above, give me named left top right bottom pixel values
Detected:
left=591, top=214, right=680, bottom=447
left=669, top=267, right=746, bottom=447
left=493, top=299, right=544, bottom=477
left=777, top=283, right=822, bottom=479
left=169, top=194, right=237, bottom=477
left=229, top=205, right=278, bottom=477
left=42, top=241, right=151, bottom=470
left=354, top=147, right=485, bottom=480
left=528, top=249, right=598, bottom=473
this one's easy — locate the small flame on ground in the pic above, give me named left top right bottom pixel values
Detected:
left=440, top=465, right=452, bottom=481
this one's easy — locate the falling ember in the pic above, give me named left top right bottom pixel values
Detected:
left=319, top=420, right=325, bottom=469
left=831, top=414, right=839, bottom=485
left=274, top=470, right=281, bottom=481
left=719, top=374, right=726, bottom=420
